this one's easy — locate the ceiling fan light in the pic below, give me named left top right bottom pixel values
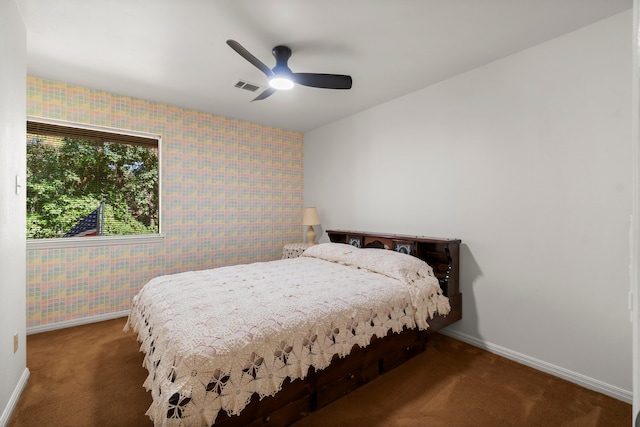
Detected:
left=269, top=76, right=294, bottom=90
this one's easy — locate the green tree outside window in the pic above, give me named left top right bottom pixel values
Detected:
left=27, top=122, right=159, bottom=239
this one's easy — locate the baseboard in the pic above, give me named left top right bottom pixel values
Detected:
left=26, top=310, right=130, bottom=335
left=440, top=329, right=633, bottom=404
left=0, top=368, right=30, bottom=427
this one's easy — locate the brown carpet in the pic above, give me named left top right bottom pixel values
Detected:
left=7, top=317, right=631, bottom=427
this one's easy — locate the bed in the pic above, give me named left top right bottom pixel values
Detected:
left=126, top=230, right=462, bottom=426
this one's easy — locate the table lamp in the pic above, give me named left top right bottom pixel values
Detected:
left=302, top=207, right=321, bottom=245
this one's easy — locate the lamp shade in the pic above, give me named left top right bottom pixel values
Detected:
left=302, top=207, right=320, bottom=226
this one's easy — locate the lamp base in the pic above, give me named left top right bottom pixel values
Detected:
left=306, top=226, right=316, bottom=246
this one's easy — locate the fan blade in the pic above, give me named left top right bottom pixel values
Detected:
left=226, top=40, right=273, bottom=78
left=251, top=87, right=277, bottom=102
left=292, top=73, right=352, bottom=90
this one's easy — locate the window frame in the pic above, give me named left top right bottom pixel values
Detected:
left=26, top=116, right=164, bottom=249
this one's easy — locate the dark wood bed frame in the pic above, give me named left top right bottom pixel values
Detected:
left=214, top=230, right=462, bottom=427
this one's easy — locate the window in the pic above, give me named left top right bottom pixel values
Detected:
left=26, top=119, right=160, bottom=241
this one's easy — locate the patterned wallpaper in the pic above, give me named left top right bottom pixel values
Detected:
left=26, top=76, right=304, bottom=330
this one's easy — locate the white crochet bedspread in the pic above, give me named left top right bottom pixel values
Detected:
left=126, top=243, right=450, bottom=426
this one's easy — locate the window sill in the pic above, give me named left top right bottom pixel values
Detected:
left=27, top=233, right=165, bottom=250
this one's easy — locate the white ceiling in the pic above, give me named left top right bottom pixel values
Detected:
left=16, top=0, right=632, bottom=133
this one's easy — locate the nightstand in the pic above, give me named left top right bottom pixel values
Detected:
left=282, top=243, right=311, bottom=259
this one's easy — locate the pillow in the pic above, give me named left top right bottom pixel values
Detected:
left=301, top=242, right=356, bottom=264
left=302, top=242, right=435, bottom=283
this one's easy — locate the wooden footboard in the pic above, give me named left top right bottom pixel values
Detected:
left=214, top=231, right=462, bottom=426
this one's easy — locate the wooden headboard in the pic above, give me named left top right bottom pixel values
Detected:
left=326, top=230, right=461, bottom=298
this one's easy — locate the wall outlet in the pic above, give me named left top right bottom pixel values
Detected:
left=13, top=332, right=18, bottom=353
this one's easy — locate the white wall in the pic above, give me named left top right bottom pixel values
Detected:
left=305, top=11, right=633, bottom=400
left=633, top=0, right=640, bottom=421
left=0, top=0, right=28, bottom=425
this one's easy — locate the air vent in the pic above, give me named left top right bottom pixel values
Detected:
left=234, top=79, right=262, bottom=92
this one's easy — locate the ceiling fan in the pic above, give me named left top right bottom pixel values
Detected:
left=226, top=39, right=353, bottom=101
